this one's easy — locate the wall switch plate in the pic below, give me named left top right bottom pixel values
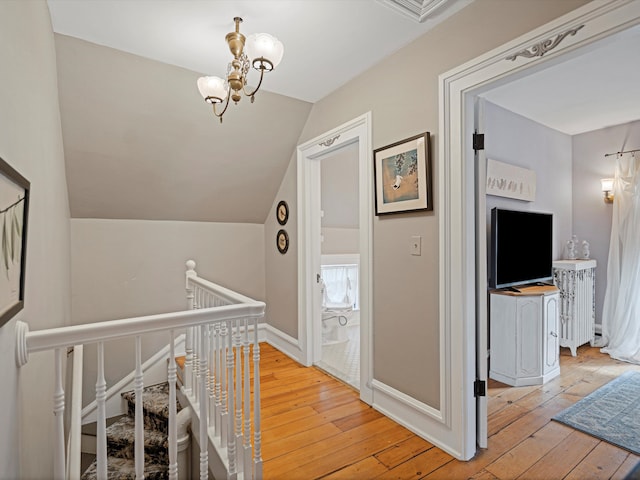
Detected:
left=410, top=236, right=421, bottom=256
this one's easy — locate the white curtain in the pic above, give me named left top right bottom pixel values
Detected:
left=321, top=264, right=359, bottom=309
left=600, top=151, right=640, bottom=363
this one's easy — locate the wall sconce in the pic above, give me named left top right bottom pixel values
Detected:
left=601, top=178, right=614, bottom=204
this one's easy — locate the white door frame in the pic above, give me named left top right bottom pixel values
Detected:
left=439, top=0, right=640, bottom=460
left=297, top=112, right=373, bottom=404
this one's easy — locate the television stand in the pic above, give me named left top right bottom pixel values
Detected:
left=489, top=286, right=560, bottom=386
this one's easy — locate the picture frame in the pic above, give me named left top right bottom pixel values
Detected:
left=276, top=229, right=289, bottom=254
left=0, top=156, right=29, bottom=328
left=276, top=200, right=289, bottom=225
left=374, top=132, right=432, bottom=215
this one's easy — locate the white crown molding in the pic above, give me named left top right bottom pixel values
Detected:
left=378, top=0, right=468, bottom=23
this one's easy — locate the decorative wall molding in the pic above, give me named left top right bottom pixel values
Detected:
left=318, top=134, right=340, bottom=147
left=506, top=25, right=585, bottom=61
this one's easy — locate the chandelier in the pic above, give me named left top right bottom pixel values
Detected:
left=197, top=17, right=284, bottom=123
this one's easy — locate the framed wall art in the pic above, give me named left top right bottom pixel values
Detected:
left=0, top=156, right=29, bottom=328
left=374, top=132, right=433, bottom=215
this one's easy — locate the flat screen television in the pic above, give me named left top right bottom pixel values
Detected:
left=489, top=208, right=553, bottom=289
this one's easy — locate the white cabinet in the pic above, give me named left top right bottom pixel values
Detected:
left=489, top=288, right=560, bottom=386
left=552, top=260, right=596, bottom=356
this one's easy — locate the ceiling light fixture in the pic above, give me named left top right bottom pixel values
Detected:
left=197, top=17, right=284, bottom=123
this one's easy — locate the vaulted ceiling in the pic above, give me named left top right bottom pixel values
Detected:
left=50, top=0, right=471, bottom=223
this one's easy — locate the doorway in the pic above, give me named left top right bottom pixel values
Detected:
left=315, top=142, right=361, bottom=389
left=297, top=112, right=373, bottom=404
left=439, top=0, right=640, bottom=460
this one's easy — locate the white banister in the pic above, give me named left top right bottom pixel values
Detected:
left=96, top=342, right=108, bottom=480
left=54, top=348, right=65, bottom=480
left=168, top=330, right=178, bottom=480
left=16, top=259, right=264, bottom=480
left=134, top=336, right=144, bottom=479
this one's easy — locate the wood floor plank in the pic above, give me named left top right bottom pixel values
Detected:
left=518, top=430, right=599, bottom=479
left=374, top=436, right=434, bottom=470
left=374, top=447, right=453, bottom=479
left=484, top=420, right=574, bottom=479
left=564, top=441, right=630, bottom=480
left=320, top=456, right=390, bottom=479
left=262, top=422, right=343, bottom=461
left=279, top=424, right=415, bottom=479
left=257, top=345, right=639, bottom=480
left=611, top=454, right=640, bottom=480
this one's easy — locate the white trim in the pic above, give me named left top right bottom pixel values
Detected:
left=371, top=380, right=472, bottom=459
left=438, top=0, right=640, bottom=461
left=263, top=323, right=304, bottom=364
left=81, top=334, right=185, bottom=424
left=297, top=112, right=374, bottom=404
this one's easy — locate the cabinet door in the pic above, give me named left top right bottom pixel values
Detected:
left=544, top=294, right=560, bottom=373
left=516, top=297, right=541, bottom=378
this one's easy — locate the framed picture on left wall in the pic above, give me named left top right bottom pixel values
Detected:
left=0, top=156, right=29, bottom=328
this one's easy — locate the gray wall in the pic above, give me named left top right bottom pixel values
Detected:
left=484, top=101, right=573, bottom=262
left=572, top=119, right=640, bottom=324
left=71, top=219, right=265, bottom=406
left=263, top=0, right=587, bottom=408
left=0, top=1, right=72, bottom=478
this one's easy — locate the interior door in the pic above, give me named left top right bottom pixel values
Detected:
left=475, top=97, right=488, bottom=449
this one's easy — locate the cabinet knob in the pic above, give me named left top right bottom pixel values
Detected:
left=550, top=332, right=558, bottom=337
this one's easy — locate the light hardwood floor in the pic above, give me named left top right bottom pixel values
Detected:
left=258, top=343, right=640, bottom=479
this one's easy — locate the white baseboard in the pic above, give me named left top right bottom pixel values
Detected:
left=371, top=379, right=463, bottom=460
left=263, top=324, right=304, bottom=364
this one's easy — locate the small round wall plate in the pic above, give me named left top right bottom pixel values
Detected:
left=276, top=200, right=289, bottom=225
left=276, top=229, right=289, bottom=254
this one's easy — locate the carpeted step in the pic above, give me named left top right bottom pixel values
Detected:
left=121, top=382, right=181, bottom=435
left=81, top=456, right=168, bottom=480
left=106, top=415, right=169, bottom=466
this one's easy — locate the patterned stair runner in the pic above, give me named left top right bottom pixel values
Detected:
left=81, top=382, right=181, bottom=480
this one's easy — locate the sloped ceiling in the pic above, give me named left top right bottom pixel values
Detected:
left=56, top=34, right=312, bottom=223
left=49, top=0, right=472, bottom=223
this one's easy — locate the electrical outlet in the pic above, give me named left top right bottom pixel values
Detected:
left=410, top=236, right=421, bottom=256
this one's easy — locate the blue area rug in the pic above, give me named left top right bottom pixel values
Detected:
left=552, top=370, right=640, bottom=455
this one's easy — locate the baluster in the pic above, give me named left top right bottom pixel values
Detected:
left=214, top=322, right=222, bottom=436
left=242, top=318, right=252, bottom=478
left=220, top=320, right=228, bottom=447
left=198, top=324, right=208, bottom=480
left=185, top=261, right=196, bottom=396
left=252, top=317, right=263, bottom=479
left=134, top=336, right=144, bottom=479
left=227, top=320, right=237, bottom=478
left=168, top=329, right=178, bottom=480
left=234, top=319, right=243, bottom=472
left=53, top=348, right=65, bottom=480
left=193, top=318, right=199, bottom=404
left=208, top=320, right=216, bottom=429
left=96, top=342, right=108, bottom=480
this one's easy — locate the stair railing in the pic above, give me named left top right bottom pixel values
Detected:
left=15, top=260, right=265, bottom=480
left=184, top=260, right=263, bottom=480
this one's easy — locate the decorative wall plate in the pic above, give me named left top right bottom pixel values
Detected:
left=276, top=200, right=289, bottom=225
left=276, top=229, right=289, bottom=254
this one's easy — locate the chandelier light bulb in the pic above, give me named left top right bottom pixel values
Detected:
left=197, top=76, right=228, bottom=104
left=245, top=33, right=284, bottom=71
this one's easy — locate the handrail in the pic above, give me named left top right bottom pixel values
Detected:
left=16, top=259, right=265, bottom=480
left=15, top=302, right=264, bottom=366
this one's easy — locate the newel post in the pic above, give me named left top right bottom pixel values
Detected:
left=15, top=320, right=29, bottom=367
left=184, top=260, right=197, bottom=395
